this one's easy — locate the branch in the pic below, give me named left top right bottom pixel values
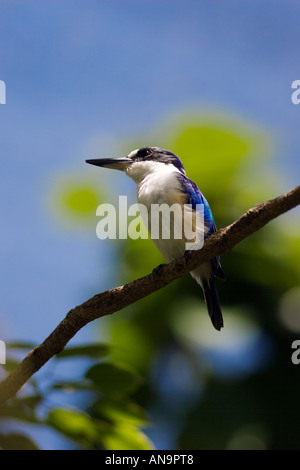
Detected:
left=0, top=185, right=299, bottom=406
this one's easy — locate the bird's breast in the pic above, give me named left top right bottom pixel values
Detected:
left=136, top=171, right=189, bottom=262
left=137, top=171, right=185, bottom=207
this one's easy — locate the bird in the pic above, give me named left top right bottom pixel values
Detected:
left=86, top=147, right=225, bottom=330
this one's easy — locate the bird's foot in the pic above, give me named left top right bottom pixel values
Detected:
left=184, top=249, right=194, bottom=261
left=152, top=263, right=165, bottom=275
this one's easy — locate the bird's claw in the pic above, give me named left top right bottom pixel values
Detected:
left=184, top=249, right=194, bottom=261
left=152, top=263, right=165, bottom=275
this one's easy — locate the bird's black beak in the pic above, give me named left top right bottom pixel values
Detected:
left=85, top=157, right=133, bottom=171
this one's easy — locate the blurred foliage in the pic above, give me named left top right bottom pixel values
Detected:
left=1, top=113, right=299, bottom=449
left=0, top=343, right=153, bottom=450
left=49, top=174, right=106, bottom=230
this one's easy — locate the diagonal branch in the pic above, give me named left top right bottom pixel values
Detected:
left=0, top=185, right=299, bottom=406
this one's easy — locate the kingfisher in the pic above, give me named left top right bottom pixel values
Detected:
left=86, top=147, right=225, bottom=330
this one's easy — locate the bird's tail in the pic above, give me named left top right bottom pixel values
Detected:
left=202, top=277, right=224, bottom=331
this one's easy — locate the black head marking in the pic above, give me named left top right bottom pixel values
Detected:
left=131, top=147, right=186, bottom=174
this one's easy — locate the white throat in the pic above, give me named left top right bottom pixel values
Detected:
left=125, top=160, right=179, bottom=185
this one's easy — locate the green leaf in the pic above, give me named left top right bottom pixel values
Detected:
left=0, top=395, right=42, bottom=423
left=0, top=432, right=39, bottom=450
left=102, top=423, right=154, bottom=450
left=50, top=380, right=93, bottom=392
left=93, top=397, right=150, bottom=426
left=47, top=407, right=104, bottom=449
left=0, top=358, right=21, bottom=373
left=47, top=407, right=153, bottom=450
left=50, top=176, right=106, bottom=229
left=56, top=343, right=111, bottom=359
left=173, top=123, right=252, bottom=188
left=85, top=363, right=141, bottom=395
left=5, top=341, right=36, bottom=350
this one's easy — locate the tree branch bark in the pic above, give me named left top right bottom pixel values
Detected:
left=0, top=185, right=299, bottom=406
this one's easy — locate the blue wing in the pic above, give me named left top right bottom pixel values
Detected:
left=179, top=174, right=225, bottom=280
left=177, top=174, right=225, bottom=330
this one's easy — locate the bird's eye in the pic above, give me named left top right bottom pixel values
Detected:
left=144, top=149, right=152, bottom=157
